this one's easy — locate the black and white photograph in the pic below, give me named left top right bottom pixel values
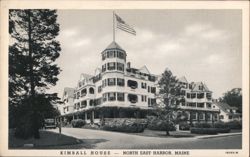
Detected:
left=0, top=1, right=249, bottom=157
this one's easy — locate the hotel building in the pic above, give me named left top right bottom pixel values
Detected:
left=58, top=41, right=219, bottom=124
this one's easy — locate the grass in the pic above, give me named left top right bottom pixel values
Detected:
left=9, top=129, right=90, bottom=149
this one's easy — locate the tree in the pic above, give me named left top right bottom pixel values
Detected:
left=9, top=9, right=61, bottom=139
left=219, top=88, right=242, bottom=113
left=157, top=68, right=185, bottom=135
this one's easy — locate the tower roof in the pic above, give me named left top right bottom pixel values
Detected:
left=105, top=41, right=124, bottom=51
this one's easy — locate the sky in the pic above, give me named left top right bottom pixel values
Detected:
left=50, top=10, right=242, bottom=99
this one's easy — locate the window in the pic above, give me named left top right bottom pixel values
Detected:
left=89, top=87, right=94, bottom=94
left=81, top=89, right=87, bottom=97
left=187, top=103, right=196, bottom=107
left=190, top=112, right=197, bottom=120
left=108, top=78, right=116, bottom=86
left=102, top=79, right=107, bottom=87
left=189, top=84, right=192, bottom=89
left=140, top=96, right=147, bottom=102
left=206, top=93, right=212, bottom=100
left=128, top=94, right=138, bottom=103
left=151, top=87, right=156, bottom=93
left=102, top=53, right=105, bottom=60
left=117, top=51, right=125, bottom=59
left=219, top=115, right=224, bottom=119
left=197, top=103, right=204, bottom=108
left=95, top=98, right=102, bottom=106
left=207, top=113, right=211, bottom=120
left=103, top=93, right=107, bottom=102
left=199, top=113, right=204, bottom=120
left=191, top=93, right=196, bottom=99
left=117, top=93, right=124, bottom=101
left=108, top=92, right=116, bottom=101
left=98, top=86, right=102, bottom=93
left=207, top=103, right=212, bottom=108
left=102, top=64, right=106, bottom=72
left=89, top=99, right=94, bottom=106
left=108, top=62, right=116, bottom=70
left=181, top=90, right=186, bottom=95
left=198, top=85, right=203, bottom=90
left=229, top=115, right=232, bottom=119
left=187, top=93, right=191, bottom=98
left=117, top=63, right=124, bottom=71
left=141, top=82, right=147, bottom=89
left=117, top=78, right=125, bottom=86
left=81, top=101, right=87, bottom=108
left=148, top=86, right=150, bottom=92
left=197, top=93, right=204, bottom=99
left=77, top=92, right=80, bottom=99
left=127, top=80, right=138, bottom=89
left=148, top=75, right=156, bottom=82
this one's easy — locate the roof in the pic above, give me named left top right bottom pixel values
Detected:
left=80, top=73, right=93, bottom=80
left=178, top=76, right=188, bottom=83
left=63, top=87, right=75, bottom=98
left=138, top=65, right=150, bottom=75
left=104, top=41, right=124, bottom=51
left=214, top=102, right=238, bottom=114
left=191, top=82, right=210, bottom=92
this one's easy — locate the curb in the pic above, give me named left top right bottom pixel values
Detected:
left=196, top=132, right=242, bottom=139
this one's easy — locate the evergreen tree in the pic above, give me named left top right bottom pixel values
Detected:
left=157, top=68, right=185, bottom=135
left=9, top=9, right=61, bottom=139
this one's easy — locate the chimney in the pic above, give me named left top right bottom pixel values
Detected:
left=127, top=62, right=131, bottom=69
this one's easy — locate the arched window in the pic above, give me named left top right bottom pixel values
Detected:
left=127, top=80, right=138, bottom=89
left=128, top=94, right=138, bottom=103
left=89, top=87, right=94, bottom=94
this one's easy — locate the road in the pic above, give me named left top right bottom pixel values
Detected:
left=50, top=128, right=242, bottom=149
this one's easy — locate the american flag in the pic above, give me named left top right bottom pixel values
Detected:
left=115, top=13, right=136, bottom=35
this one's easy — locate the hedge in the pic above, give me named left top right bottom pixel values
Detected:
left=190, top=128, right=218, bottom=134
left=71, top=119, right=86, bottom=128
left=226, top=120, right=242, bottom=129
left=102, top=118, right=146, bottom=133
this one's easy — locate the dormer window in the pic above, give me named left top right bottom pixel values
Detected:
left=198, top=85, right=203, bottom=90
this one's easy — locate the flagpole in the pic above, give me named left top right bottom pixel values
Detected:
left=113, top=11, right=115, bottom=42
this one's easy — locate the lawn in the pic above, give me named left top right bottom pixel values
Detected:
left=9, top=129, right=91, bottom=149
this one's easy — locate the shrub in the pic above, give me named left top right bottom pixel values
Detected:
left=226, top=120, right=242, bottom=129
left=147, top=116, right=176, bottom=131
left=179, top=122, right=190, bottom=130
left=190, top=128, right=217, bottom=134
left=71, top=119, right=86, bottom=128
left=214, top=122, right=227, bottom=128
left=102, top=118, right=146, bottom=133
left=216, top=128, right=231, bottom=133
left=194, top=123, right=212, bottom=128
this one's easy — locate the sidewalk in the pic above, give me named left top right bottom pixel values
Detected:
left=196, top=132, right=242, bottom=139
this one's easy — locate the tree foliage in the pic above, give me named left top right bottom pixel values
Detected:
left=219, top=88, right=242, bottom=113
left=9, top=9, right=61, bottom=139
left=156, top=68, right=185, bottom=135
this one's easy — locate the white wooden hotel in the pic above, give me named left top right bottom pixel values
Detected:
left=58, top=41, right=220, bottom=124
